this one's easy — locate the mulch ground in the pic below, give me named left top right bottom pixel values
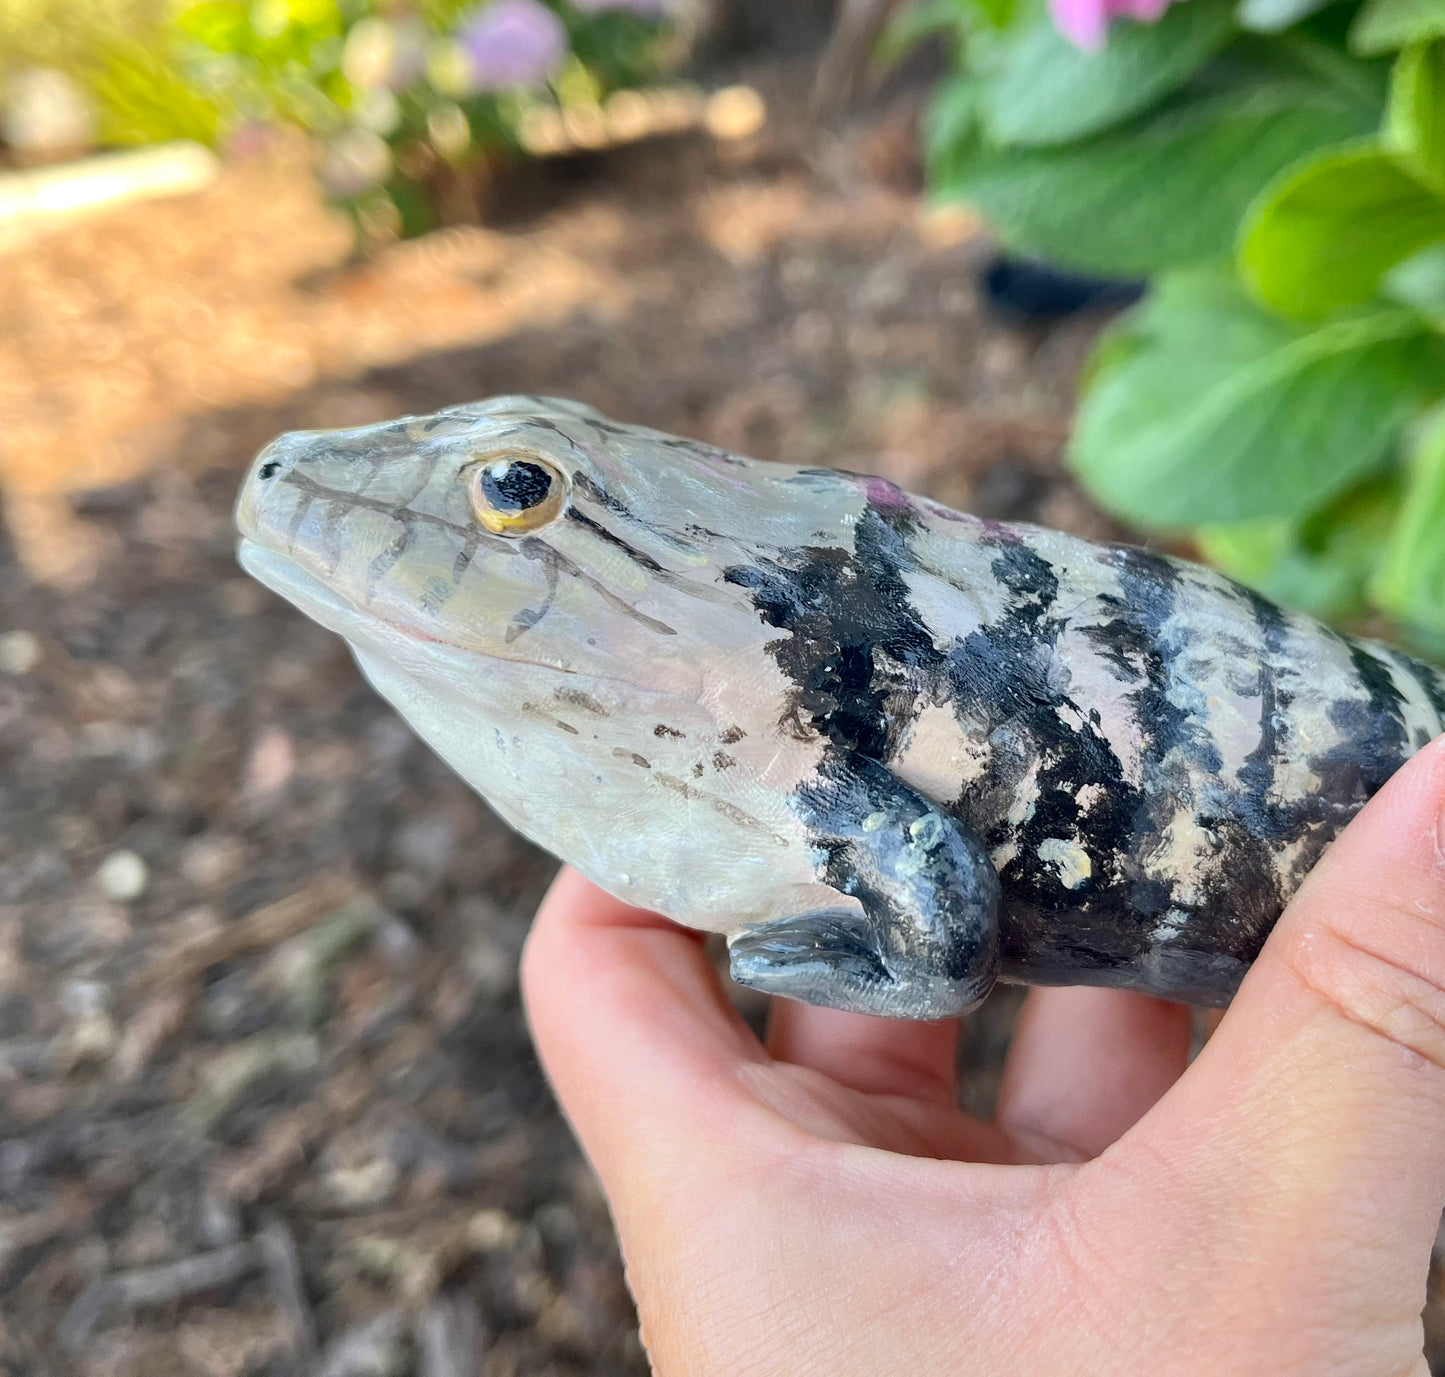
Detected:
left=6, top=48, right=1436, bottom=1377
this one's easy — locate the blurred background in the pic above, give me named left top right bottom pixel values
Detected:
left=1, top=0, right=1442, bottom=1371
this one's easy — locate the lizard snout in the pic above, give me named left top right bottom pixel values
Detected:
left=235, top=438, right=295, bottom=540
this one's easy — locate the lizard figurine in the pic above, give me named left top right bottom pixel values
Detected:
left=235, top=396, right=1445, bottom=1019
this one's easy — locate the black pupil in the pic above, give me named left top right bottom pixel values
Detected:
left=481, top=461, right=552, bottom=511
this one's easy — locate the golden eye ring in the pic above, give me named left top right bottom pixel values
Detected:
left=467, top=452, right=569, bottom=535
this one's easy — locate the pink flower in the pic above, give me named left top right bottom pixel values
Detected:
left=456, top=0, right=567, bottom=91
left=1048, top=0, right=1175, bottom=50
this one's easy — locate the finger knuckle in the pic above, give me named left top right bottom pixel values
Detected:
left=1286, top=917, right=1445, bottom=1076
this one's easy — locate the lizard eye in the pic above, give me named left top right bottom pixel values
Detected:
left=468, top=453, right=569, bottom=535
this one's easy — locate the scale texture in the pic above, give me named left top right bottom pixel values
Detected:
left=235, top=396, right=1445, bottom=1018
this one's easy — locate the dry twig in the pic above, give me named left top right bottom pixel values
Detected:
left=58, top=1240, right=262, bottom=1352
left=259, top=1213, right=317, bottom=1361
left=136, top=875, right=360, bottom=991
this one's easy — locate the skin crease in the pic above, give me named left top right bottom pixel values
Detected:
left=522, top=733, right=1445, bottom=1376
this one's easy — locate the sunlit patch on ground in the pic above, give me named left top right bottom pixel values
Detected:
left=0, top=135, right=629, bottom=585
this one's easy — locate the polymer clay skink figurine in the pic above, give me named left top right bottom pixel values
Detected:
left=235, top=397, right=1445, bottom=1020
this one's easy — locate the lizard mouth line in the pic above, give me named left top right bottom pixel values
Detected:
left=235, top=538, right=587, bottom=679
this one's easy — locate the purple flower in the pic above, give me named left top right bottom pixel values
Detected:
left=1048, top=0, right=1177, bottom=50
left=456, top=0, right=567, bottom=91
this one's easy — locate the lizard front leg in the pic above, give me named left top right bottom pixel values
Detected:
left=727, top=752, right=1001, bottom=1020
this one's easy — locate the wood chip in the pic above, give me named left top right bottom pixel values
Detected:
left=58, top=1240, right=262, bottom=1352
left=311, top=1307, right=405, bottom=1377
left=111, top=988, right=190, bottom=1081
left=415, top=1289, right=485, bottom=1377
left=258, top=1214, right=317, bottom=1361
left=215, top=1107, right=323, bottom=1204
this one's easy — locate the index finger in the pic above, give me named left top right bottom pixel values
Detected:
left=524, top=869, right=1050, bottom=1177
left=1120, top=734, right=1445, bottom=1283
left=521, top=867, right=771, bottom=1195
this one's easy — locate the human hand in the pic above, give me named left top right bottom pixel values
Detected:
left=522, top=735, right=1445, bottom=1376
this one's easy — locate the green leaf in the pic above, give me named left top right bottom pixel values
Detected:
left=1373, top=407, right=1445, bottom=634
left=1275, top=28, right=1394, bottom=106
left=174, top=0, right=250, bottom=52
left=1238, top=0, right=1333, bottom=34
left=1352, top=0, right=1445, bottom=55
left=931, top=64, right=1378, bottom=274
left=88, top=39, right=224, bottom=145
left=1238, top=143, right=1445, bottom=318
left=1071, top=271, right=1434, bottom=527
left=1384, top=241, right=1445, bottom=318
left=1196, top=475, right=1401, bottom=619
left=1388, top=38, right=1445, bottom=189
left=877, top=0, right=972, bottom=65
left=975, top=0, right=1022, bottom=30
left=979, top=0, right=1236, bottom=147
left=924, top=72, right=985, bottom=170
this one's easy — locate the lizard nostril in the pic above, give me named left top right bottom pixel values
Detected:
left=257, top=459, right=282, bottom=481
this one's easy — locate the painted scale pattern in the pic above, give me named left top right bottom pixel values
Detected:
left=235, top=397, right=1445, bottom=1019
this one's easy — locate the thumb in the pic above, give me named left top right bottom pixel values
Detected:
left=1127, top=733, right=1445, bottom=1297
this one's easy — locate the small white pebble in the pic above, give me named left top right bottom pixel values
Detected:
left=57, top=982, right=119, bottom=1066
left=96, top=849, right=149, bottom=902
left=704, top=86, right=766, bottom=142
left=243, top=726, right=295, bottom=797
left=467, top=1208, right=522, bottom=1251
left=325, top=1157, right=399, bottom=1210
left=374, top=916, right=419, bottom=962
left=61, top=979, right=110, bottom=1019
left=0, top=631, right=39, bottom=675
left=60, top=1012, right=119, bottom=1069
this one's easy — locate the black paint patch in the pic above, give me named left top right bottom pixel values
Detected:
left=1235, top=588, right=1290, bottom=839
left=955, top=541, right=1151, bottom=965
left=569, top=471, right=632, bottom=519
left=1418, top=657, right=1445, bottom=722
left=724, top=511, right=938, bottom=758
left=764, top=751, right=1001, bottom=1013
left=1313, top=644, right=1408, bottom=806
left=1098, top=554, right=1287, bottom=959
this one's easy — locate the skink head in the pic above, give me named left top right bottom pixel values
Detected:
left=236, top=395, right=868, bottom=691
